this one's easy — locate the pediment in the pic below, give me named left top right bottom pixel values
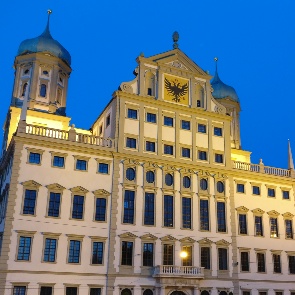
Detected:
left=267, top=210, right=280, bottom=217
left=216, top=239, right=230, bottom=246
left=46, top=183, right=66, bottom=191
left=93, top=189, right=110, bottom=197
left=70, top=186, right=89, bottom=194
left=282, top=212, right=294, bottom=219
left=252, top=208, right=265, bottom=215
left=236, top=206, right=249, bottom=213
left=160, top=235, right=177, bottom=241
left=179, top=237, right=196, bottom=243
left=22, top=180, right=41, bottom=188
left=140, top=233, right=158, bottom=240
left=197, top=238, right=213, bottom=245
left=119, top=232, right=138, bottom=239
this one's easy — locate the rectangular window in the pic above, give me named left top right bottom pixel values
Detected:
left=99, top=124, right=103, bottom=135
left=95, top=198, right=107, bottom=222
left=182, top=147, right=191, bottom=158
left=242, top=292, right=250, bottom=295
left=98, top=163, right=109, bottom=174
left=123, top=190, right=135, bottom=224
left=53, top=156, right=64, bottom=168
left=273, top=254, right=281, bottom=273
left=270, top=217, right=278, bottom=238
left=217, top=202, right=226, bottom=232
left=215, top=153, right=223, bottom=163
left=76, top=159, right=87, bottom=171
left=218, top=248, right=228, bottom=270
left=47, top=192, right=61, bottom=217
left=164, top=144, right=173, bottom=155
left=241, top=252, right=249, bottom=271
left=43, top=238, right=57, bottom=262
left=72, top=195, right=84, bottom=219
left=147, top=88, right=152, bottom=96
left=200, top=247, right=210, bottom=269
left=239, top=214, right=247, bottom=234
left=40, top=286, right=52, bottom=295
left=164, top=116, right=173, bottom=127
left=198, top=124, right=206, bottom=133
left=106, top=115, right=110, bottom=126
left=237, top=183, right=245, bottom=193
left=126, top=137, right=137, bottom=149
left=198, top=150, right=207, bottom=161
left=121, top=241, right=133, bottom=265
left=144, top=192, right=155, bottom=226
left=163, top=244, right=174, bottom=265
left=146, top=141, right=156, bottom=152
left=289, top=255, right=295, bottom=274
left=92, top=241, right=103, bottom=264
left=143, top=243, right=154, bottom=266
left=285, top=219, right=293, bottom=239
left=214, top=127, right=223, bottom=136
left=181, top=120, right=190, bottom=130
left=283, top=190, right=290, bottom=199
left=23, top=189, right=37, bottom=215
left=146, top=113, right=156, bottom=123
left=29, top=152, right=41, bottom=164
left=200, top=199, right=209, bottom=231
left=164, top=195, right=173, bottom=227
left=259, top=292, right=267, bottom=295
left=182, top=197, right=191, bottom=229
left=252, top=186, right=260, bottom=195
left=66, top=287, right=78, bottom=295
left=90, top=288, right=101, bottom=295
left=255, top=216, right=263, bottom=236
left=13, top=286, right=27, bottom=295
left=182, top=245, right=192, bottom=266
left=127, top=108, right=138, bottom=119
left=257, top=253, right=266, bottom=272
left=17, top=236, right=32, bottom=261
left=268, top=188, right=275, bottom=197
left=68, top=240, right=81, bottom=263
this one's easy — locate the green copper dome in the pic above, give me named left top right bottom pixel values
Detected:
left=17, top=15, right=71, bottom=66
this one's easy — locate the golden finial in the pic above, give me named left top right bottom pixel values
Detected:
left=214, top=57, right=218, bottom=62
left=47, top=9, right=52, bottom=15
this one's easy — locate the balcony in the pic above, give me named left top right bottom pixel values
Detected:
left=153, top=265, right=204, bottom=279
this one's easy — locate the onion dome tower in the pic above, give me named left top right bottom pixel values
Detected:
left=211, top=58, right=241, bottom=149
left=11, top=10, right=72, bottom=116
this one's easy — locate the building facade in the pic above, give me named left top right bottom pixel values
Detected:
left=0, top=14, right=295, bottom=295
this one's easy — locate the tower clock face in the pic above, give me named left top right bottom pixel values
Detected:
left=164, top=74, right=189, bottom=105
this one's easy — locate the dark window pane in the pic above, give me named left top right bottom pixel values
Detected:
left=98, top=163, right=109, bottom=174
left=146, top=171, right=155, bottom=183
left=198, top=124, right=206, bottom=133
left=198, top=151, right=207, bottom=160
left=268, top=188, right=275, bottom=197
left=217, top=202, right=226, bottom=232
left=40, top=286, right=52, bottom=295
left=182, top=197, right=191, bottom=229
left=182, top=148, right=190, bottom=158
left=146, top=141, right=155, bottom=152
left=216, top=181, right=224, bottom=193
left=239, top=214, right=247, bottom=235
left=164, top=144, right=173, bottom=155
left=218, top=248, right=228, bottom=270
left=163, top=244, right=173, bottom=265
left=126, top=167, right=136, bottom=181
left=48, top=192, right=61, bottom=217
left=126, top=138, right=136, bottom=149
left=66, top=287, right=78, bottom=295
left=257, top=253, right=265, bottom=272
left=273, top=254, right=281, bottom=273
left=127, top=109, right=138, bottom=119
left=43, top=238, right=57, bottom=262
left=147, top=113, right=156, bottom=123
left=29, top=152, right=41, bottom=164
left=76, top=159, right=87, bottom=170
left=215, top=154, right=223, bottom=163
left=201, top=247, right=210, bottom=269
left=237, top=183, right=245, bottom=193
left=68, top=240, right=81, bottom=263
left=285, top=219, right=293, bottom=239
left=143, top=243, right=154, bottom=266
left=214, top=127, right=222, bottom=136
left=95, top=198, right=106, bottom=221
left=181, top=120, right=190, bottom=130
left=200, top=178, right=208, bottom=190
left=144, top=193, right=155, bottom=226
left=53, top=156, right=64, bottom=167
left=289, top=255, right=295, bottom=274
left=283, top=190, right=290, bottom=199
left=164, top=195, right=173, bottom=227
left=200, top=199, right=209, bottom=231
left=183, top=176, right=191, bottom=188
left=123, top=190, right=135, bottom=224
left=90, top=288, right=101, bottom=295
left=92, top=242, right=103, bottom=264
left=164, top=116, right=173, bottom=127
left=241, top=252, right=249, bottom=271
left=270, top=217, right=278, bottom=238
left=252, top=186, right=260, bottom=195
left=255, top=216, right=263, bottom=236
left=72, top=195, right=84, bottom=219
left=17, top=236, right=31, bottom=260
left=13, top=286, right=26, bottom=295
left=121, top=241, right=133, bottom=265
left=165, top=173, right=173, bottom=186
left=23, top=189, right=36, bottom=215
left=40, top=84, right=47, bottom=97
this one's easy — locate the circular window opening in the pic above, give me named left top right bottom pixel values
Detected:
left=183, top=176, right=191, bottom=188
left=217, top=181, right=224, bottom=193
left=146, top=171, right=155, bottom=183
left=200, top=178, right=208, bottom=190
left=165, top=173, right=173, bottom=186
left=43, top=70, right=49, bottom=75
left=126, top=168, right=136, bottom=181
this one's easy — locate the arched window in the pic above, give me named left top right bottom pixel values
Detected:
left=217, top=181, right=224, bottom=193
left=121, top=289, right=132, bottom=295
left=200, top=178, right=208, bottom=190
left=126, top=168, right=136, bottom=181
left=21, top=83, right=28, bottom=97
left=57, top=88, right=62, bottom=103
left=143, top=290, right=153, bottom=295
left=219, top=291, right=227, bottom=295
left=146, top=171, right=155, bottom=183
left=183, top=176, right=191, bottom=188
left=201, top=291, right=210, bottom=295
left=165, top=173, right=173, bottom=186
left=40, top=84, right=47, bottom=97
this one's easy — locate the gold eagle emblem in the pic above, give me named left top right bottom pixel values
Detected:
left=164, top=78, right=188, bottom=102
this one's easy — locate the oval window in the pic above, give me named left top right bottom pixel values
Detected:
left=165, top=173, right=173, bottom=186
left=146, top=171, right=155, bottom=183
left=200, top=178, right=208, bottom=190
left=43, top=70, right=49, bottom=75
left=217, top=181, right=224, bottom=193
left=183, top=176, right=191, bottom=188
left=126, top=168, right=135, bottom=181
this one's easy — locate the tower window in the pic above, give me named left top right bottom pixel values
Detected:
left=197, top=100, right=201, bottom=107
left=24, top=69, right=29, bottom=75
left=43, top=70, right=49, bottom=75
left=40, top=84, right=47, bottom=97
left=147, top=88, right=152, bottom=96
left=21, top=82, right=28, bottom=97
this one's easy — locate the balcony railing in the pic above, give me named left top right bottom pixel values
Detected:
left=233, top=161, right=292, bottom=177
left=153, top=265, right=204, bottom=278
left=18, top=122, right=115, bottom=148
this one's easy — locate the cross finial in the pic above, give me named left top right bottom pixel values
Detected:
left=47, top=9, right=52, bottom=15
left=172, top=31, right=179, bottom=49
left=214, top=57, right=218, bottom=72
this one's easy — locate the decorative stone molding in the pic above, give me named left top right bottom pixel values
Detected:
left=282, top=212, right=294, bottom=219
left=197, top=238, right=213, bottom=245
left=93, top=189, right=111, bottom=197
left=267, top=210, right=280, bottom=217
left=236, top=206, right=249, bottom=213
left=179, top=237, right=196, bottom=243
left=119, top=232, right=138, bottom=239
left=216, top=239, right=230, bottom=246
left=140, top=233, right=158, bottom=240
left=252, top=208, right=265, bottom=215
left=160, top=235, right=177, bottom=241
left=70, top=186, right=89, bottom=194
left=22, top=180, right=41, bottom=188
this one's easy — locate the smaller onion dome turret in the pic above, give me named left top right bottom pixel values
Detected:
left=17, top=10, right=71, bottom=66
left=211, top=58, right=239, bottom=103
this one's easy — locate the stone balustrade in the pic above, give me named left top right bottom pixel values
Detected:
left=153, top=265, right=204, bottom=278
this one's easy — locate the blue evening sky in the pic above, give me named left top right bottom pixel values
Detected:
left=1, top=0, right=294, bottom=169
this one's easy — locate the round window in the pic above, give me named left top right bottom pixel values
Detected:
left=165, top=173, right=173, bottom=186
left=126, top=167, right=135, bottom=181
left=146, top=171, right=155, bottom=183
left=183, top=176, right=191, bottom=188
left=217, top=181, right=224, bottom=193
left=200, top=178, right=208, bottom=190
left=43, top=70, right=49, bottom=75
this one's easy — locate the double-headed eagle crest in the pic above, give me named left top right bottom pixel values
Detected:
left=164, top=78, right=188, bottom=102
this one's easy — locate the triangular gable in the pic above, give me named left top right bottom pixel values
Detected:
left=46, top=183, right=66, bottom=191
left=140, top=233, right=158, bottom=240
left=282, top=212, right=294, bottom=218
left=119, top=232, right=138, bottom=239
left=216, top=239, right=230, bottom=246
left=70, top=186, right=89, bottom=194
left=22, top=180, right=41, bottom=188
left=179, top=237, right=196, bottom=243
left=93, top=189, right=111, bottom=197
left=197, top=238, right=213, bottom=245
left=267, top=210, right=280, bottom=217
left=160, top=234, right=177, bottom=241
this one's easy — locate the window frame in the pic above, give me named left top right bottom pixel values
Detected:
left=182, top=196, right=192, bottom=229
left=126, top=137, right=137, bottom=149
left=199, top=198, right=210, bottom=231
left=74, top=156, right=90, bottom=172
left=27, top=148, right=44, bottom=165
left=163, top=195, right=174, bottom=228
left=213, top=126, right=223, bottom=137
left=146, top=112, right=157, bottom=123
left=144, top=192, right=155, bottom=226
left=142, top=242, right=154, bottom=267
left=197, top=123, right=207, bottom=133
left=127, top=108, right=138, bottom=120
left=121, top=240, right=134, bottom=266
left=67, top=235, right=83, bottom=264
left=218, top=247, right=228, bottom=271
left=91, top=240, right=104, bottom=265
left=163, top=144, right=174, bottom=156
left=163, top=116, right=174, bottom=127
left=16, top=234, right=33, bottom=261
left=42, top=233, right=60, bottom=263
left=181, top=120, right=191, bottom=130
left=122, top=190, right=135, bottom=224
left=257, top=252, right=266, bottom=273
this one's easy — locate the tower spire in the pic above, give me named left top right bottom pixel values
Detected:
left=288, top=139, right=294, bottom=169
left=41, top=9, right=52, bottom=37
